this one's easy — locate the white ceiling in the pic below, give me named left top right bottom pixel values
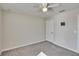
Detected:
left=0, top=3, right=79, bottom=18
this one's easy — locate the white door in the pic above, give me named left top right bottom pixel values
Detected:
left=46, top=19, right=54, bottom=42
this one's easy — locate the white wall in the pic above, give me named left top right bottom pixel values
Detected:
left=2, top=11, right=45, bottom=51
left=46, top=9, right=79, bottom=52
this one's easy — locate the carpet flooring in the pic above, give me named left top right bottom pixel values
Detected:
left=1, top=41, right=79, bottom=56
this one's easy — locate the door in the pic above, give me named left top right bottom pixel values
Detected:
left=46, top=19, right=54, bottom=42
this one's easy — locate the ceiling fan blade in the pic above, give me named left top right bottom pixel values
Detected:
left=48, top=7, right=53, bottom=10
left=48, top=3, right=60, bottom=8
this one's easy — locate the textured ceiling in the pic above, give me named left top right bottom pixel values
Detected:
left=0, top=3, right=79, bottom=18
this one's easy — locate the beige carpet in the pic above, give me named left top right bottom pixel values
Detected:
left=2, top=41, right=79, bottom=56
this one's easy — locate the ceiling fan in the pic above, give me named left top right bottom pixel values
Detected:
left=34, top=3, right=60, bottom=13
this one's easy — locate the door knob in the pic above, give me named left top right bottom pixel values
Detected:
left=51, top=32, right=53, bottom=34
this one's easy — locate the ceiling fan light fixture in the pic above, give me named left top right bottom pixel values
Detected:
left=42, top=7, right=48, bottom=12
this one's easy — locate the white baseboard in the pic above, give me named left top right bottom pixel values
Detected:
left=46, top=40, right=79, bottom=53
left=2, top=40, right=45, bottom=52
